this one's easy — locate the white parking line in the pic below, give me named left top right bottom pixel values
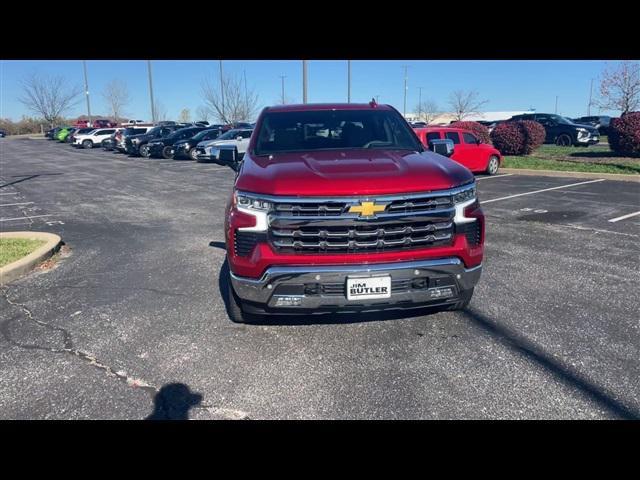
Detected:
left=0, top=214, right=53, bottom=222
left=476, top=174, right=514, bottom=181
left=0, top=202, right=34, bottom=207
left=0, top=192, right=20, bottom=195
left=608, top=211, right=640, bottom=223
left=482, top=179, right=606, bottom=204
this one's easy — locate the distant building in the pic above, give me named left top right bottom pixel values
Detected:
left=405, top=110, right=536, bottom=124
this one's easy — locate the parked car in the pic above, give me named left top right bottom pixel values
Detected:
left=172, top=128, right=224, bottom=160
left=121, top=120, right=147, bottom=126
left=0, top=129, right=6, bottom=138
left=145, top=126, right=210, bottom=159
left=508, top=113, right=599, bottom=146
left=68, top=127, right=96, bottom=144
left=414, top=127, right=503, bottom=175
left=124, top=125, right=186, bottom=156
left=56, top=127, right=75, bottom=142
left=219, top=102, right=484, bottom=323
left=571, top=115, right=612, bottom=136
left=115, top=126, right=153, bottom=153
left=102, top=128, right=125, bottom=151
left=73, top=128, right=117, bottom=148
left=194, top=128, right=253, bottom=163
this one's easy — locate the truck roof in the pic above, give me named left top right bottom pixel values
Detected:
left=265, top=103, right=393, bottom=112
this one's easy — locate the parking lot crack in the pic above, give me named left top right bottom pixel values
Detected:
left=0, top=286, right=247, bottom=420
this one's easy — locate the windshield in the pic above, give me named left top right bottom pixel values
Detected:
left=254, top=109, right=423, bottom=155
left=551, top=115, right=573, bottom=125
left=191, top=129, right=219, bottom=141
left=216, top=129, right=242, bottom=141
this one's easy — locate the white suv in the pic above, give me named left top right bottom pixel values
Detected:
left=194, top=128, right=253, bottom=163
left=74, top=128, right=117, bottom=149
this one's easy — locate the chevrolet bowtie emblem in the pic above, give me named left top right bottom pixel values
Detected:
left=349, top=201, right=387, bottom=217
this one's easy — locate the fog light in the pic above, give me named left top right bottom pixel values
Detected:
left=274, top=296, right=303, bottom=307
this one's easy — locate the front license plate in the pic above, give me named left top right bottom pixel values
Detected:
left=347, top=276, right=391, bottom=301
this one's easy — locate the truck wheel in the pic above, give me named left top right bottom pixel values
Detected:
left=448, top=287, right=474, bottom=311
left=226, top=274, right=259, bottom=324
left=555, top=134, right=572, bottom=147
left=486, top=155, right=500, bottom=175
left=140, top=144, right=150, bottom=158
left=190, top=148, right=198, bottom=161
left=82, top=140, right=93, bottom=149
left=162, top=146, right=174, bottom=159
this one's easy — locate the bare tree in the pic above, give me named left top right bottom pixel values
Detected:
left=448, top=90, right=488, bottom=121
left=597, top=61, right=640, bottom=114
left=178, top=108, right=191, bottom=123
left=153, top=99, right=168, bottom=122
left=18, top=73, right=82, bottom=127
left=414, top=99, right=440, bottom=124
left=102, top=79, right=130, bottom=123
left=201, top=71, right=260, bottom=124
left=196, top=105, right=211, bottom=122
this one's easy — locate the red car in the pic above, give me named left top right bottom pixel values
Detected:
left=220, top=102, right=485, bottom=323
left=413, top=127, right=502, bottom=175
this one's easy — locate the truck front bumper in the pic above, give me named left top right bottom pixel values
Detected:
left=230, top=258, right=482, bottom=313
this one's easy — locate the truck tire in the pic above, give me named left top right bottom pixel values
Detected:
left=448, top=287, right=474, bottom=311
left=190, top=148, right=198, bottom=160
left=486, top=155, right=500, bottom=175
left=82, top=140, right=93, bottom=149
left=139, top=144, right=150, bottom=158
left=226, top=273, right=260, bottom=324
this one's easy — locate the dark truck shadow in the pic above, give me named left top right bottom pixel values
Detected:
left=145, top=383, right=203, bottom=420
left=0, top=172, right=63, bottom=189
left=460, top=307, right=639, bottom=420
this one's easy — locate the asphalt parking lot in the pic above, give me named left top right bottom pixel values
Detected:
left=0, top=138, right=638, bottom=419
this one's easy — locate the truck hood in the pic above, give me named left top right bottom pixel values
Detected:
left=236, top=150, right=475, bottom=196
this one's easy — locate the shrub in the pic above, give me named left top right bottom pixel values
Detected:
left=491, top=120, right=546, bottom=155
left=449, top=121, right=492, bottom=144
left=609, top=112, right=640, bottom=157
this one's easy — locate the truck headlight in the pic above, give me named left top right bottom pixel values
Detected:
left=577, top=128, right=589, bottom=138
left=233, top=191, right=272, bottom=232
left=452, top=183, right=477, bottom=224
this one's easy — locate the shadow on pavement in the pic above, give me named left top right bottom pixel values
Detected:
left=461, top=307, right=639, bottom=420
left=0, top=173, right=63, bottom=189
left=146, top=383, right=203, bottom=420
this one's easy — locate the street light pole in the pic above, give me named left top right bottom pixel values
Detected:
left=147, top=60, right=156, bottom=124
left=347, top=60, right=351, bottom=103
left=418, top=86, right=423, bottom=120
left=555, top=95, right=559, bottom=114
left=588, top=78, right=594, bottom=116
left=219, top=60, right=225, bottom=122
left=279, top=75, right=286, bottom=104
left=402, top=65, right=409, bottom=117
left=82, top=61, right=92, bottom=126
left=302, top=60, right=308, bottom=104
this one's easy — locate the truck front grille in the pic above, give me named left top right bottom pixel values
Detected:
left=268, top=191, right=459, bottom=254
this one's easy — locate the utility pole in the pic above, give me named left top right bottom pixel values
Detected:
left=279, top=75, right=286, bottom=104
left=219, top=60, right=225, bottom=123
left=588, top=78, right=594, bottom=116
left=302, top=60, right=308, bottom=104
left=347, top=60, right=351, bottom=103
left=555, top=95, right=559, bottom=114
left=418, top=86, right=423, bottom=120
left=375, top=95, right=380, bottom=103
left=243, top=69, right=248, bottom=119
left=147, top=60, right=156, bottom=123
left=82, top=61, right=92, bottom=126
left=402, top=65, right=409, bottom=117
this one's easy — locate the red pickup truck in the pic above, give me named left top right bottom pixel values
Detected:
left=414, top=127, right=502, bottom=175
left=223, top=102, right=484, bottom=323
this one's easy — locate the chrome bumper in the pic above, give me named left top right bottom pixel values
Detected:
left=230, top=258, right=482, bottom=311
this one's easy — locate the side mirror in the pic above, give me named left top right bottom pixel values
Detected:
left=236, top=136, right=243, bottom=141
left=214, top=144, right=240, bottom=171
left=476, top=138, right=482, bottom=145
left=430, top=139, right=455, bottom=157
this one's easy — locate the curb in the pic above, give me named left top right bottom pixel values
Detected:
left=0, top=232, right=62, bottom=286
left=501, top=168, right=640, bottom=183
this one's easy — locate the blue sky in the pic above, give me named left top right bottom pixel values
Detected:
left=0, top=60, right=624, bottom=121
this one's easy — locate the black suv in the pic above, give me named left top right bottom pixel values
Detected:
left=125, top=125, right=187, bottom=156
left=172, top=128, right=223, bottom=160
left=571, top=115, right=612, bottom=136
left=145, top=126, right=210, bottom=159
left=509, top=113, right=599, bottom=146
